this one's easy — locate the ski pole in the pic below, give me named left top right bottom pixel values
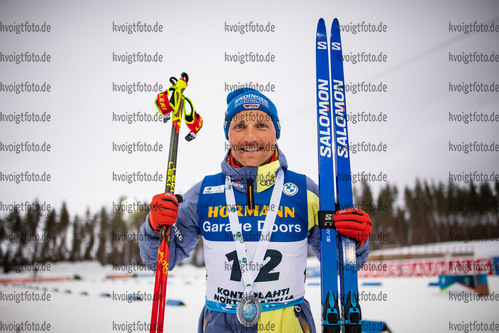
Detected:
left=150, top=72, right=202, bottom=333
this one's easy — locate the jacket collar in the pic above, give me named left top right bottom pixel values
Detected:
left=221, top=146, right=288, bottom=193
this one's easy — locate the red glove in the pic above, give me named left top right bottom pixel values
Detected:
left=149, top=193, right=180, bottom=233
left=333, top=207, right=372, bottom=246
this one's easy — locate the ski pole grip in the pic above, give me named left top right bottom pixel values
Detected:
left=155, top=90, right=174, bottom=123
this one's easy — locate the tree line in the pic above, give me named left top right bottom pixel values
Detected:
left=0, top=198, right=148, bottom=273
left=1, top=179, right=498, bottom=272
left=355, top=179, right=499, bottom=250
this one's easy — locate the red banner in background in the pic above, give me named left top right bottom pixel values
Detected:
left=358, top=258, right=493, bottom=278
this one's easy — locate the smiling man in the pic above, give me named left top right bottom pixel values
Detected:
left=139, top=88, right=373, bottom=333
left=227, top=110, right=277, bottom=167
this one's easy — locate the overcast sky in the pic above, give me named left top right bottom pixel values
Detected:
left=1, top=0, right=498, bottom=217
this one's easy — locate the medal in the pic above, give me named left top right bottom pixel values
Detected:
left=236, top=292, right=261, bottom=327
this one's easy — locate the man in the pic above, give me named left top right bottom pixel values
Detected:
left=139, top=88, right=372, bottom=332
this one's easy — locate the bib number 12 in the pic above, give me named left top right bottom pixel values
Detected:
left=225, top=249, right=282, bottom=282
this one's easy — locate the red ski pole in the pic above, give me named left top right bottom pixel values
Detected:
left=150, top=227, right=170, bottom=333
left=149, top=72, right=201, bottom=333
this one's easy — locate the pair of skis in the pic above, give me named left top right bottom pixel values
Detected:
left=316, top=18, right=390, bottom=333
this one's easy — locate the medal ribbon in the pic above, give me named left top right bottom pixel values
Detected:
left=225, top=170, right=284, bottom=295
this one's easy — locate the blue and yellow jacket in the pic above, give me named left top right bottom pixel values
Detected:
left=139, top=148, right=369, bottom=333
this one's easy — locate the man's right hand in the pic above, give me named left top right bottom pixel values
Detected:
left=149, top=192, right=180, bottom=233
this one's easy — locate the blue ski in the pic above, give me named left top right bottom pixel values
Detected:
left=329, top=18, right=362, bottom=333
left=316, top=17, right=341, bottom=333
left=316, top=18, right=391, bottom=333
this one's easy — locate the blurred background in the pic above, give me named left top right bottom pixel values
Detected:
left=1, top=0, right=498, bottom=268
left=0, top=1, right=498, bottom=331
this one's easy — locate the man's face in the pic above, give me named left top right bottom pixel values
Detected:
left=228, top=110, right=277, bottom=167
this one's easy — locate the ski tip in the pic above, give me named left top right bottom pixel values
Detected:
left=328, top=18, right=341, bottom=37
left=317, top=18, right=327, bottom=37
left=332, top=18, right=340, bottom=34
left=317, top=18, right=325, bottom=29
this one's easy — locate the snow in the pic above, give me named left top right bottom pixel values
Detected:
left=1, top=245, right=499, bottom=333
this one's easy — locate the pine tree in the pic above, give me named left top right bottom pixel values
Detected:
left=25, top=201, right=43, bottom=263
left=127, top=201, right=149, bottom=264
left=0, top=215, right=5, bottom=269
left=96, top=208, right=110, bottom=265
left=376, top=183, right=397, bottom=249
left=393, top=207, right=408, bottom=246
left=1, top=209, right=22, bottom=269
left=468, top=182, right=480, bottom=229
left=10, top=209, right=26, bottom=265
left=433, top=181, right=450, bottom=242
left=110, top=198, right=127, bottom=265
left=405, top=179, right=436, bottom=245
left=41, top=209, right=57, bottom=263
left=403, top=185, right=415, bottom=245
left=70, top=215, right=82, bottom=262
left=83, top=209, right=97, bottom=261
left=56, top=202, right=70, bottom=261
left=423, top=180, right=437, bottom=243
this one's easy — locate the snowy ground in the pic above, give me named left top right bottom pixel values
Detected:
left=1, top=257, right=499, bottom=333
